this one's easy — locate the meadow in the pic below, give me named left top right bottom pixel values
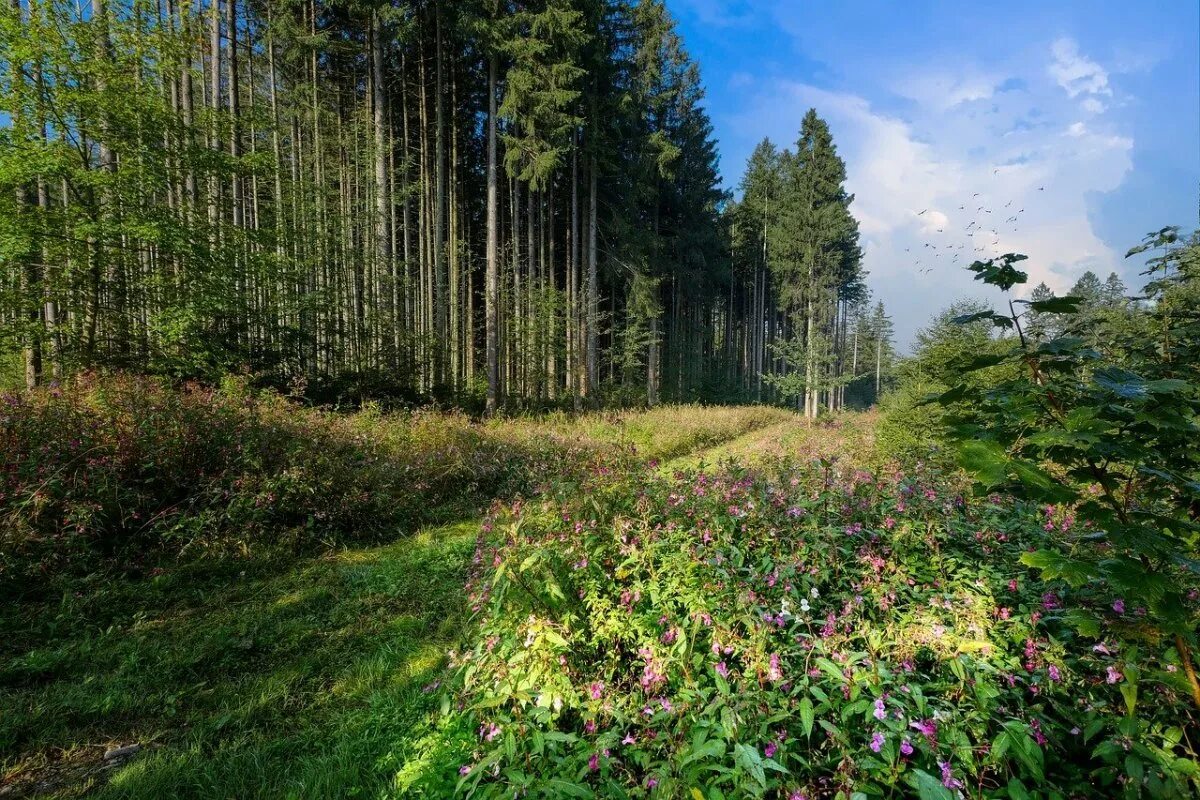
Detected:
left=2, top=374, right=1197, bottom=799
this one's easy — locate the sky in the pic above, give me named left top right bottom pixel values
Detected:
left=670, top=0, right=1200, bottom=351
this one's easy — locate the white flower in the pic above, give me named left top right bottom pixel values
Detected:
left=779, top=598, right=793, bottom=619
left=800, top=598, right=810, bottom=613
left=810, top=587, right=820, bottom=599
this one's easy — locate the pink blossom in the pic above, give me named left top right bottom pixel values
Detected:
left=939, top=760, right=963, bottom=789
left=768, top=653, right=783, bottom=682
left=872, top=698, right=887, bottom=721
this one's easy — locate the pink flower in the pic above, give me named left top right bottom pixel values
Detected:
left=884, top=516, right=896, bottom=529
left=1048, top=664, right=1061, bottom=682
left=872, top=698, right=887, bottom=721
left=1106, top=665, right=1123, bottom=684
left=939, top=760, right=963, bottom=789
left=589, top=681, right=604, bottom=700
left=870, top=732, right=886, bottom=752
left=765, top=741, right=778, bottom=758
left=715, top=661, right=729, bottom=678
left=588, top=753, right=599, bottom=771
left=910, top=718, right=937, bottom=741
left=1112, top=599, right=1125, bottom=614
left=900, top=738, right=914, bottom=756
left=768, top=653, right=783, bottom=682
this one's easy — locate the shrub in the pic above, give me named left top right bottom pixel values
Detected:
left=0, top=374, right=604, bottom=594
left=421, top=458, right=1199, bottom=798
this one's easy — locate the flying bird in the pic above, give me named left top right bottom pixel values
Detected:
left=972, top=193, right=980, bottom=198
left=917, top=209, right=928, bottom=215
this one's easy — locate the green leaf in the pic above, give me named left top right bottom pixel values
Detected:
left=1007, top=777, right=1031, bottom=800
left=952, top=311, right=1003, bottom=326
left=1144, top=378, right=1190, bottom=394
left=1094, top=367, right=1148, bottom=399
left=545, top=779, right=594, bottom=798
left=1019, top=550, right=1094, bottom=587
left=799, top=697, right=815, bottom=737
left=1027, top=296, right=1085, bottom=314
left=958, top=440, right=1008, bottom=486
left=913, top=769, right=955, bottom=800
left=733, top=743, right=766, bottom=789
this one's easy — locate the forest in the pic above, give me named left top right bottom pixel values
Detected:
left=2, top=0, right=1199, bottom=799
left=0, top=0, right=891, bottom=411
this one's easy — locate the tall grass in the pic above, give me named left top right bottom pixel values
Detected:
left=1, top=375, right=792, bottom=597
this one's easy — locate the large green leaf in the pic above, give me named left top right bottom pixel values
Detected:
left=958, top=440, right=1008, bottom=486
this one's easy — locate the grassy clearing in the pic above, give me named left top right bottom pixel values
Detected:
left=1, top=383, right=794, bottom=798
left=658, top=410, right=877, bottom=473
left=493, top=404, right=795, bottom=464
left=1, top=520, right=476, bottom=799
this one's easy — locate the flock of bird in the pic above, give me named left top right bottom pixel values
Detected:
left=908, top=177, right=1045, bottom=276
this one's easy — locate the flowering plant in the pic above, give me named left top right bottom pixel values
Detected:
left=425, top=456, right=1198, bottom=798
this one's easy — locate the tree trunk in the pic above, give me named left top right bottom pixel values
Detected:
left=485, top=55, right=500, bottom=414
left=584, top=155, right=598, bottom=402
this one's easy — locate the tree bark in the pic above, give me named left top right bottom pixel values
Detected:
left=485, top=55, right=500, bottom=414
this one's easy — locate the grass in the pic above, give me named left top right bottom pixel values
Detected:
left=1, top=521, right=476, bottom=799
left=1, top=399, right=801, bottom=798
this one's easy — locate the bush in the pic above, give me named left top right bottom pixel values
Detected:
left=0, top=374, right=605, bottom=594
left=417, top=457, right=1199, bottom=798
left=1, top=377, right=792, bottom=597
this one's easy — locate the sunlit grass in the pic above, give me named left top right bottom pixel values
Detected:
left=0, top=520, right=477, bottom=798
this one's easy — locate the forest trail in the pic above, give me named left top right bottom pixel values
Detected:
left=659, top=411, right=873, bottom=474
left=659, top=418, right=807, bottom=472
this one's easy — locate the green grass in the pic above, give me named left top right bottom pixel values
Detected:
left=0, top=521, right=477, bottom=799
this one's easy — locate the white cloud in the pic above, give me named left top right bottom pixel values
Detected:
left=1081, top=97, right=1106, bottom=114
left=896, top=73, right=999, bottom=111
left=721, top=56, right=1134, bottom=349
left=1049, top=38, right=1112, bottom=97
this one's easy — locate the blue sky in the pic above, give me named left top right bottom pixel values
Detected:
left=670, top=0, right=1200, bottom=350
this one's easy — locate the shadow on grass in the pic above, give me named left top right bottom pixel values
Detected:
left=0, top=522, right=479, bottom=799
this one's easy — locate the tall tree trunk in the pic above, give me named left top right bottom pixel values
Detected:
left=485, top=55, right=499, bottom=414
left=584, top=155, right=598, bottom=401
left=11, top=0, right=40, bottom=388
left=371, top=11, right=391, bottom=365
